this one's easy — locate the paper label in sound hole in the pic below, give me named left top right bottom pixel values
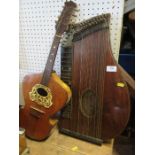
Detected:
left=106, top=66, right=117, bottom=72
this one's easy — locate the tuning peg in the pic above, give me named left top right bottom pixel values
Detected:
left=70, top=21, right=75, bottom=25
left=72, top=14, right=77, bottom=17
left=81, top=22, right=85, bottom=26
left=74, top=9, right=80, bottom=12
left=57, top=16, right=60, bottom=20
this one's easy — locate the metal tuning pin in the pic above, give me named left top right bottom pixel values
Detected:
left=95, top=21, right=98, bottom=24
left=57, top=16, right=60, bottom=20
left=89, top=22, right=92, bottom=26
left=74, top=9, right=80, bottom=12
left=71, top=22, right=75, bottom=25
left=72, top=14, right=77, bottom=17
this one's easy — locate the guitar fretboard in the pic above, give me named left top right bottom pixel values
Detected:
left=61, top=47, right=73, bottom=118
left=41, top=35, right=62, bottom=86
left=40, top=1, right=77, bottom=86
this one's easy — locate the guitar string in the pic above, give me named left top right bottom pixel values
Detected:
left=96, top=29, right=100, bottom=137
left=98, top=22, right=104, bottom=138
left=77, top=32, right=82, bottom=133
left=92, top=27, right=96, bottom=138
left=97, top=20, right=107, bottom=138
left=88, top=32, right=90, bottom=136
left=95, top=30, right=99, bottom=138
left=91, top=29, right=97, bottom=138
left=42, top=5, right=72, bottom=85
left=100, top=29, right=104, bottom=138
left=88, top=30, right=94, bottom=137
left=99, top=28, right=103, bottom=138
left=81, top=32, right=84, bottom=135
left=95, top=29, right=100, bottom=138
left=97, top=29, right=101, bottom=138
left=96, top=27, right=101, bottom=138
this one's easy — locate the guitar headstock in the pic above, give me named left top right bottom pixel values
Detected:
left=55, top=1, right=77, bottom=35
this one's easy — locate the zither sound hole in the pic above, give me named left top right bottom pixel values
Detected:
left=80, top=90, right=97, bottom=118
left=37, top=88, right=48, bottom=97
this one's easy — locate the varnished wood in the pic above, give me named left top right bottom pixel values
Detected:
left=19, top=1, right=76, bottom=141
left=26, top=127, right=114, bottom=155
left=118, top=64, right=135, bottom=98
left=41, top=1, right=77, bottom=86
left=59, top=14, right=130, bottom=143
left=20, top=73, right=69, bottom=140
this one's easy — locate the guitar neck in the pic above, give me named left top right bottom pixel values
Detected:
left=41, top=34, right=61, bottom=86
left=39, top=1, right=77, bottom=86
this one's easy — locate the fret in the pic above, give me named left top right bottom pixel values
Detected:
left=61, top=75, right=72, bottom=78
left=61, top=64, right=72, bottom=67
left=61, top=61, right=72, bottom=65
left=61, top=78, right=71, bottom=82
left=61, top=66, right=72, bottom=70
left=61, top=57, right=72, bottom=59
left=61, top=51, right=72, bottom=54
left=61, top=61, right=72, bottom=63
left=61, top=74, right=71, bottom=78
left=38, top=1, right=76, bottom=86
left=61, top=48, right=72, bottom=119
left=61, top=57, right=72, bottom=60
left=61, top=55, right=72, bottom=58
left=61, top=71, right=71, bottom=74
left=61, top=54, right=72, bottom=57
left=61, top=80, right=71, bottom=85
left=61, top=69, right=71, bottom=73
left=61, top=70, right=72, bottom=73
left=61, top=70, right=71, bottom=73
left=61, top=78, right=71, bottom=81
left=61, top=69, right=72, bottom=72
left=41, top=35, right=61, bottom=86
left=61, top=53, right=72, bottom=56
left=61, top=76, right=71, bottom=80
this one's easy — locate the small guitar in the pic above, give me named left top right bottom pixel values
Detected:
left=19, top=1, right=77, bottom=141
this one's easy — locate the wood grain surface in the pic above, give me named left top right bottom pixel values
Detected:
left=59, top=15, right=130, bottom=142
left=26, top=126, right=114, bottom=155
left=20, top=73, right=69, bottom=140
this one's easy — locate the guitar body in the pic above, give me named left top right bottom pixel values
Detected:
left=19, top=1, right=76, bottom=141
left=20, top=73, right=71, bottom=140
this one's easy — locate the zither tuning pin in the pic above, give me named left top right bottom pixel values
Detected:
left=72, top=14, right=77, bottom=17
left=57, top=16, right=60, bottom=20
left=71, top=21, right=75, bottom=25
left=74, top=9, right=80, bottom=12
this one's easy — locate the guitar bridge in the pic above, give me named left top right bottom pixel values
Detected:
left=29, top=106, right=45, bottom=118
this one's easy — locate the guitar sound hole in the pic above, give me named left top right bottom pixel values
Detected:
left=37, top=88, right=48, bottom=97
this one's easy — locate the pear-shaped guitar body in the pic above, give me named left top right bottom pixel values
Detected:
left=20, top=73, right=71, bottom=140
left=19, top=1, right=76, bottom=141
